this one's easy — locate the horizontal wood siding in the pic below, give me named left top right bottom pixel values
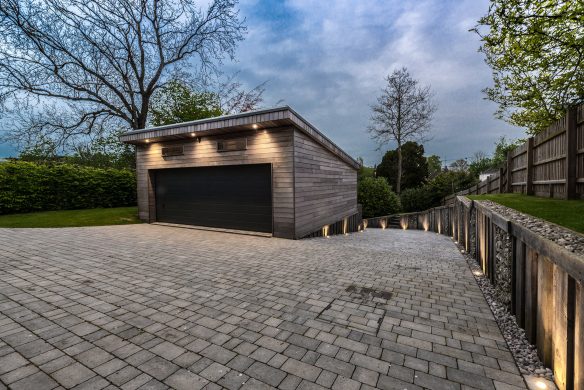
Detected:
left=136, top=128, right=295, bottom=238
left=294, top=130, right=358, bottom=238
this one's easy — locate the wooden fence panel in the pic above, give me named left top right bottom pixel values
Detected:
left=533, top=127, right=567, bottom=198
left=444, top=104, right=584, bottom=201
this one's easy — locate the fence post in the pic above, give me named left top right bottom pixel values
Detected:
left=506, top=151, right=513, bottom=193
left=498, top=168, right=504, bottom=194
left=566, top=107, right=577, bottom=200
left=526, top=137, right=534, bottom=195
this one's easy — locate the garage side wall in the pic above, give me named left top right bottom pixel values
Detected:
left=293, top=130, right=358, bottom=238
left=135, top=128, right=295, bottom=238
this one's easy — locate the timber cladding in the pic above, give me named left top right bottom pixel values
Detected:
left=136, top=128, right=295, bottom=238
left=125, top=107, right=360, bottom=239
left=294, top=131, right=358, bottom=238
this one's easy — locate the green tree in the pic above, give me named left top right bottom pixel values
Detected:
left=468, top=151, right=494, bottom=178
left=358, top=177, right=401, bottom=218
left=492, top=136, right=520, bottom=166
left=474, top=0, right=584, bottom=133
left=376, top=141, right=429, bottom=191
left=66, top=132, right=136, bottom=170
left=427, top=155, right=442, bottom=179
left=150, top=81, right=223, bottom=126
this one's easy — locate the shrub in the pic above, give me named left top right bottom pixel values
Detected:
left=0, top=161, right=136, bottom=214
left=358, top=177, right=401, bottom=218
left=400, top=186, right=435, bottom=212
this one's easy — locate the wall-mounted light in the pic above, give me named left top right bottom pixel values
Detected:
left=252, top=124, right=258, bottom=129
left=190, top=132, right=196, bottom=137
left=145, top=139, right=150, bottom=143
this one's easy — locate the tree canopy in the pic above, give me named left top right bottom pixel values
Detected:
left=474, top=0, right=584, bottom=133
left=376, top=141, right=429, bottom=192
left=150, top=81, right=223, bottom=126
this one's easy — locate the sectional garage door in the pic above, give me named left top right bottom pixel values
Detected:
left=154, top=164, right=272, bottom=233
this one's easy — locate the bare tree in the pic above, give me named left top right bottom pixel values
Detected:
left=368, top=67, right=436, bottom=193
left=0, top=0, right=246, bottom=149
left=217, top=73, right=267, bottom=114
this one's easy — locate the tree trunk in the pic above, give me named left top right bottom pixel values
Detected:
left=396, top=142, right=402, bottom=194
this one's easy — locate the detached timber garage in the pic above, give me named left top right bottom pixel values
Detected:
left=120, top=107, right=360, bottom=239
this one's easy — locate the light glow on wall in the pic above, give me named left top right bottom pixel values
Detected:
left=380, top=219, right=387, bottom=229
left=423, top=218, right=429, bottom=231
left=322, top=225, right=330, bottom=238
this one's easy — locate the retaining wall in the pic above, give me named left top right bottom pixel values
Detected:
left=364, top=197, right=584, bottom=390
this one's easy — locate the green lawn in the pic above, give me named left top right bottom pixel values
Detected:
left=468, top=194, right=584, bottom=234
left=0, top=207, right=141, bottom=228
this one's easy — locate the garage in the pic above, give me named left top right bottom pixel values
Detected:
left=154, top=164, right=272, bottom=233
left=120, top=106, right=361, bottom=239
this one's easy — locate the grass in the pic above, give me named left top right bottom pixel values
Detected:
left=0, top=207, right=141, bottom=228
left=467, top=193, right=584, bottom=234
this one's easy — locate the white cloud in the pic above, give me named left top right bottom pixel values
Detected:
left=224, top=0, right=524, bottom=165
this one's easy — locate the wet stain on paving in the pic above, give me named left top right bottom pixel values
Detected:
left=315, top=285, right=393, bottom=336
left=345, top=285, right=393, bottom=300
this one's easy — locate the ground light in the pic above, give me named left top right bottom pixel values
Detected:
left=523, top=375, right=557, bottom=390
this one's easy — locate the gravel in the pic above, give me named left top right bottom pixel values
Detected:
left=458, top=243, right=554, bottom=380
left=478, top=200, right=584, bottom=256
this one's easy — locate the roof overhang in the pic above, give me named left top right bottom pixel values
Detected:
left=119, top=106, right=359, bottom=169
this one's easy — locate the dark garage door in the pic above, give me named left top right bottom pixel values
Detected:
left=155, top=164, right=272, bottom=233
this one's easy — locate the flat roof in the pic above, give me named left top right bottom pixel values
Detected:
left=119, top=106, right=359, bottom=169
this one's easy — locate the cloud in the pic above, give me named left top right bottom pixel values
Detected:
left=225, top=0, right=525, bottom=165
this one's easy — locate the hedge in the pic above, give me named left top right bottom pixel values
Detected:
left=0, top=161, right=136, bottom=214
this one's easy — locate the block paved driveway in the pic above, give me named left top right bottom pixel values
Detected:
left=0, top=225, right=527, bottom=390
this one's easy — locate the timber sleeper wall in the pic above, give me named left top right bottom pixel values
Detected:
left=363, top=196, right=584, bottom=390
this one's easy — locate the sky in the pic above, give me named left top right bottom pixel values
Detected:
left=0, top=0, right=526, bottom=165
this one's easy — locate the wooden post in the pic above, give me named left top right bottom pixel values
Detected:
left=566, top=107, right=577, bottom=200
left=537, top=256, right=553, bottom=367
left=525, top=248, right=538, bottom=344
left=506, top=151, right=513, bottom=193
left=552, top=266, right=569, bottom=390
left=513, top=240, right=525, bottom=327
left=526, top=137, right=535, bottom=195
left=575, top=280, right=584, bottom=390
left=498, top=167, right=504, bottom=194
